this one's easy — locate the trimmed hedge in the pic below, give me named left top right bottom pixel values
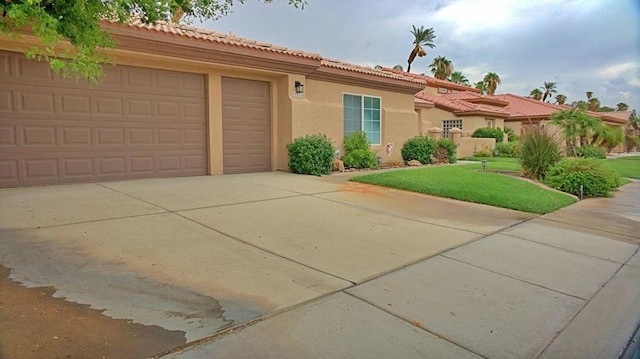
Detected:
left=494, top=141, right=522, bottom=157
left=472, top=127, right=504, bottom=143
left=287, top=134, right=334, bottom=176
left=544, top=158, right=621, bottom=198
left=401, top=136, right=436, bottom=164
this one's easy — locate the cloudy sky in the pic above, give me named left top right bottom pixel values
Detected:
left=198, top=0, right=640, bottom=111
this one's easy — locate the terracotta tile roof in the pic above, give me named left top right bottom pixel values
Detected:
left=598, top=111, right=633, bottom=124
left=381, top=68, right=480, bottom=92
left=112, top=19, right=322, bottom=60
left=442, top=91, right=510, bottom=107
left=491, top=93, right=567, bottom=119
left=493, top=94, right=629, bottom=124
left=321, top=59, right=426, bottom=85
left=416, top=92, right=509, bottom=117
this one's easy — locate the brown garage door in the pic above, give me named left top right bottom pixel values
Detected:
left=222, top=77, right=271, bottom=174
left=0, top=51, right=207, bottom=188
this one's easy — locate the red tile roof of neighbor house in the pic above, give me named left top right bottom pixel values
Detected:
left=491, top=94, right=567, bottom=119
left=599, top=111, right=633, bottom=124
left=380, top=68, right=480, bottom=92
left=416, top=92, right=510, bottom=117
left=442, top=91, right=510, bottom=107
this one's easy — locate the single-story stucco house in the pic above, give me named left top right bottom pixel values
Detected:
left=0, top=20, right=631, bottom=188
left=0, top=20, right=427, bottom=188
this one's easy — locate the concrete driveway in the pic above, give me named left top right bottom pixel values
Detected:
left=0, top=171, right=534, bottom=348
left=4, top=172, right=638, bottom=358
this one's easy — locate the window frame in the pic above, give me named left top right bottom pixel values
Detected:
left=442, top=119, right=463, bottom=139
left=342, top=92, right=382, bottom=145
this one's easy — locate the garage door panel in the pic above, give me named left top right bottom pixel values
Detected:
left=0, top=50, right=207, bottom=187
left=222, top=77, right=270, bottom=174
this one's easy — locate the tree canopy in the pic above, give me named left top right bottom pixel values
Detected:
left=429, top=55, right=453, bottom=80
left=406, top=25, right=435, bottom=73
left=1, top=0, right=306, bottom=82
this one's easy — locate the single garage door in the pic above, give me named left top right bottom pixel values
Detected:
left=0, top=50, right=207, bottom=188
left=222, top=77, right=271, bottom=174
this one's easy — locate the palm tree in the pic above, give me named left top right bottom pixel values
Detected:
left=393, top=64, right=404, bottom=71
left=616, top=102, right=629, bottom=111
left=407, top=25, right=436, bottom=73
left=449, top=71, right=470, bottom=86
left=541, top=81, right=557, bottom=102
left=550, top=108, right=601, bottom=154
left=555, top=94, right=567, bottom=105
left=474, top=81, right=488, bottom=94
left=588, top=97, right=600, bottom=111
left=429, top=56, right=453, bottom=80
left=529, top=88, right=543, bottom=101
left=586, top=91, right=593, bottom=100
left=483, top=72, right=501, bottom=95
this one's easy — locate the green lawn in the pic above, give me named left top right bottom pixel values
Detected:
left=604, top=156, right=640, bottom=179
left=351, top=165, right=576, bottom=214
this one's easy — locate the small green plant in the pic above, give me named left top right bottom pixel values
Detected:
left=401, top=136, right=437, bottom=164
left=472, top=127, right=505, bottom=143
left=436, top=139, right=457, bottom=163
left=520, top=125, right=561, bottom=179
left=287, top=134, right=334, bottom=176
left=473, top=149, right=493, bottom=157
left=575, top=145, right=607, bottom=159
left=625, top=135, right=640, bottom=152
left=494, top=141, right=523, bottom=157
left=545, top=158, right=621, bottom=197
left=504, top=127, right=520, bottom=142
left=342, top=132, right=377, bottom=169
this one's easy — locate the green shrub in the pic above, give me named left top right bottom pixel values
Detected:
left=504, top=127, right=520, bottom=142
left=576, top=145, right=607, bottom=159
left=545, top=158, right=621, bottom=197
left=342, top=132, right=377, bottom=169
left=287, top=134, right=334, bottom=176
left=473, top=149, right=493, bottom=157
left=344, top=131, right=370, bottom=153
left=401, top=136, right=436, bottom=164
left=625, top=135, right=640, bottom=152
left=494, top=141, right=523, bottom=157
left=436, top=139, right=457, bottom=163
left=472, top=127, right=504, bottom=143
left=342, top=149, right=377, bottom=169
left=520, top=125, right=561, bottom=179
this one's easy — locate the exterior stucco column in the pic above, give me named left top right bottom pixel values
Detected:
left=449, top=127, right=462, bottom=145
left=427, top=127, right=443, bottom=140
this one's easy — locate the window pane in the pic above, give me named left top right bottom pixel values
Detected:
left=364, top=96, right=372, bottom=108
left=367, top=132, right=380, bottom=144
left=372, top=97, right=380, bottom=109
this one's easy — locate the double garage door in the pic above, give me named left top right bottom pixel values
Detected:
left=0, top=51, right=209, bottom=188
left=0, top=51, right=273, bottom=188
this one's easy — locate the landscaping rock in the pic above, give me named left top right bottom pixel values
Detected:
left=407, top=160, right=422, bottom=166
left=332, top=159, right=345, bottom=172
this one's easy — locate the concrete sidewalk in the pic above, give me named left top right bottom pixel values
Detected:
left=162, top=181, right=640, bottom=359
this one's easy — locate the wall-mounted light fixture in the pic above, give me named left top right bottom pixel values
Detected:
left=294, top=81, right=304, bottom=95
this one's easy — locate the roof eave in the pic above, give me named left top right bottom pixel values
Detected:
left=308, top=67, right=425, bottom=94
left=104, top=23, right=322, bottom=75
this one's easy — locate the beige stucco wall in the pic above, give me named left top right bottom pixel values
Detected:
left=295, top=79, right=418, bottom=164
left=456, top=138, right=496, bottom=158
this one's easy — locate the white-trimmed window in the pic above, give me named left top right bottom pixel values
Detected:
left=485, top=119, right=494, bottom=128
left=343, top=94, right=381, bottom=145
left=442, top=119, right=462, bottom=138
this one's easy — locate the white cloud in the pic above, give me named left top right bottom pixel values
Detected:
left=595, top=62, right=639, bottom=79
left=620, top=91, right=632, bottom=99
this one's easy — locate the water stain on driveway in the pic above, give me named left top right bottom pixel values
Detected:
left=0, top=264, right=186, bottom=359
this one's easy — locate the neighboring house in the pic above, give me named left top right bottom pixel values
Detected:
left=0, top=20, right=424, bottom=188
